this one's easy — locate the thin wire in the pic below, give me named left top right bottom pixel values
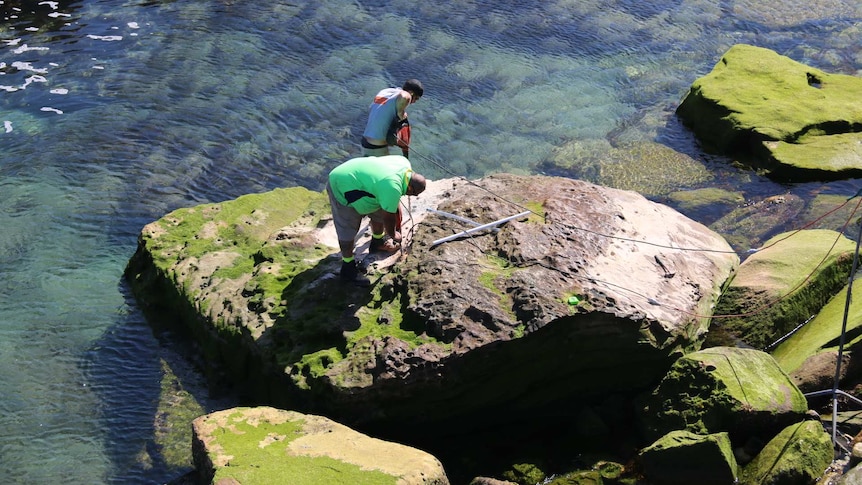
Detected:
left=404, top=135, right=845, bottom=256
left=397, top=128, right=862, bottom=321
left=398, top=128, right=862, bottom=447
left=831, top=207, right=862, bottom=443
left=748, top=195, right=857, bottom=254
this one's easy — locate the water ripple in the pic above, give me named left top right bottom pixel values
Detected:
left=2, top=0, right=862, bottom=483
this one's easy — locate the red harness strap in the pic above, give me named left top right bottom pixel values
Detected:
left=387, top=117, right=411, bottom=158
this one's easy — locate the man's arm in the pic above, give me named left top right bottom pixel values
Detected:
left=395, top=91, right=412, bottom=121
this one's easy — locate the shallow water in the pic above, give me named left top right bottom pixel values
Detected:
left=1, top=0, right=861, bottom=482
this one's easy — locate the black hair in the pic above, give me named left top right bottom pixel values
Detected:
left=402, top=79, right=424, bottom=99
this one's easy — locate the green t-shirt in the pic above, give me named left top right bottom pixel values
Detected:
left=328, top=155, right=412, bottom=215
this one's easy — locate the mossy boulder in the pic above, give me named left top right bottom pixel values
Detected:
left=677, top=43, right=862, bottom=181
left=192, top=406, right=449, bottom=485
left=637, top=347, right=808, bottom=445
left=739, top=420, right=833, bottom=485
left=708, top=229, right=858, bottom=349
left=125, top=186, right=335, bottom=401
left=637, top=430, right=737, bottom=485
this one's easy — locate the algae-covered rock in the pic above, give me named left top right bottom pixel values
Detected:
left=543, top=470, right=602, bottom=484
left=772, top=279, right=862, bottom=375
left=739, top=420, right=833, bottom=485
left=800, top=193, right=862, bottom=236
left=638, top=347, right=808, bottom=444
left=664, top=187, right=748, bottom=233
left=538, top=460, right=633, bottom=485
left=125, top=186, right=334, bottom=399
left=501, top=462, right=545, bottom=485
left=677, top=44, right=862, bottom=181
left=192, top=406, right=449, bottom=485
left=637, top=430, right=737, bottom=485
left=709, top=229, right=857, bottom=350
left=667, top=187, right=745, bottom=214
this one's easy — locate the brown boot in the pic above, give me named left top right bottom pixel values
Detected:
left=369, top=237, right=399, bottom=253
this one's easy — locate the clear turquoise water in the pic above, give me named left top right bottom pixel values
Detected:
left=1, top=0, right=861, bottom=482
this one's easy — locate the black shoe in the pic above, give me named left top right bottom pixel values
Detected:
left=340, top=260, right=371, bottom=287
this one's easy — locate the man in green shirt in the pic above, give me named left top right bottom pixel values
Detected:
left=326, top=155, right=427, bottom=286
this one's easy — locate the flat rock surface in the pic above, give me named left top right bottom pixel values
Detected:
left=193, top=406, right=449, bottom=485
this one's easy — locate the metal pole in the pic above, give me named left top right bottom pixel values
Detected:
left=426, top=208, right=498, bottom=231
left=832, top=217, right=862, bottom=443
left=431, top=211, right=531, bottom=247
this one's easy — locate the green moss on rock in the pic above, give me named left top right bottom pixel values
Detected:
left=739, top=420, right=833, bottom=485
left=711, top=229, right=857, bottom=349
left=638, top=347, right=807, bottom=444
left=637, top=430, right=737, bottom=485
left=773, top=280, right=862, bottom=374
left=676, top=44, right=862, bottom=179
left=197, top=408, right=401, bottom=485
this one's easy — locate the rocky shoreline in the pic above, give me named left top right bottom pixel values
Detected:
left=125, top=44, right=862, bottom=485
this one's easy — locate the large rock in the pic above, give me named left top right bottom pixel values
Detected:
left=739, top=420, right=833, bottom=485
left=637, top=347, right=808, bottom=445
left=192, top=406, right=449, bottom=485
left=637, top=430, right=738, bottom=485
left=676, top=44, right=862, bottom=181
left=374, top=175, right=737, bottom=422
left=125, top=174, right=738, bottom=437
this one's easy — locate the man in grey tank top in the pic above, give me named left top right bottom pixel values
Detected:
left=361, top=79, right=423, bottom=156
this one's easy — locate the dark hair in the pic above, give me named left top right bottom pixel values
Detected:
left=402, top=79, right=424, bottom=99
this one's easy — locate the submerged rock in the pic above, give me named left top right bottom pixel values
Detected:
left=544, top=139, right=713, bottom=197
left=707, top=193, right=805, bottom=253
